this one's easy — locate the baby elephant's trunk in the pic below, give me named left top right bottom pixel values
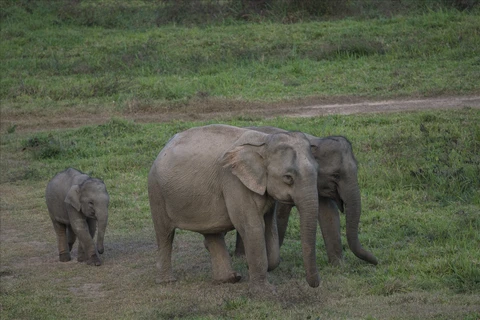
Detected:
left=96, top=216, right=108, bottom=254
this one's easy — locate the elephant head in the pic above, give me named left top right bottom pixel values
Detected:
left=65, top=178, right=110, bottom=254
left=310, top=136, right=377, bottom=265
left=222, top=130, right=321, bottom=287
left=235, top=127, right=377, bottom=267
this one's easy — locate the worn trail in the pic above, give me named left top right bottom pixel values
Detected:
left=1, top=95, right=479, bottom=133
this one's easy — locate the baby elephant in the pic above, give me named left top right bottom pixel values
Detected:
left=45, top=168, right=109, bottom=266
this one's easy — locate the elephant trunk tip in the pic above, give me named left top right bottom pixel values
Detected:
left=347, top=233, right=378, bottom=265
left=307, top=273, right=321, bottom=288
left=367, top=255, right=378, bottom=265
left=350, top=243, right=378, bottom=265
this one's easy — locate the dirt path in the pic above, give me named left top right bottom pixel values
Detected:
left=279, top=95, right=480, bottom=117
left=2, top=95, right=479, bottom=133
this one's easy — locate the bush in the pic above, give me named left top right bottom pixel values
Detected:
left=22, top=135, right=64, bottom=159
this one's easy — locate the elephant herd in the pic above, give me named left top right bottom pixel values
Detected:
left=45, top=124, right=377, bottom=292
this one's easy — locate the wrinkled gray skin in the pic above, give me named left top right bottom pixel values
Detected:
left=45, top=168, right=109, bottom=266
left=148, top=124, right=320, bottom=290
left=236, top=127, right=378, bottom=266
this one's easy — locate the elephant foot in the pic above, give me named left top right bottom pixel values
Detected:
left=59, top=253, right=71, bottom=262
left=328, top=256, right=344, bottom=267
left=213, top=272, right=242, bottom=284
left=77, top=254, right=87, bottom=262
left=86, top=255, right=102, bottom=266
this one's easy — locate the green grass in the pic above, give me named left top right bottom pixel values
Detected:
left=1, top=2, right=479, bottom=318
left=1, top=3, right=479, bottom=119
left=1, top=109, right=479, bottom=319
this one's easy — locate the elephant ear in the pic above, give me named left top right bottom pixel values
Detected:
left=65, top=185, right=81, bottom=211
left=221, top=130, right=268, bottom=195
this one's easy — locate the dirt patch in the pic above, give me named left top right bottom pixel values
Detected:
left=283, top=95, right=480, bottom=117
left=2, top=95, right=479, bottom=133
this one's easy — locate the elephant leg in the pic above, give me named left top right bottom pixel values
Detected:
left=238, top=224, right=273, bottom=291
left=51, top=220, right=71, bottom=262
left=77, top=241, right=86, bottom=262
left=234, top=232, right=245, bottom=257
left=276, top=203, right=293, bottom=247
left=264, top=205, right=280, bottom=271
left=229, top=206, right=271, bottom=290
left=66, top=225, right=76, bottom=252
left=318, top=197, right=343, bottom=265
left=149, top=191, right=176, bottom=284
left=154, top=226, right=176, bottom=284
left=235, top=202, right=290, bottom=258
left=71, top=218, right=101, bottom=266
left=203, top=233, right=241, bottom=283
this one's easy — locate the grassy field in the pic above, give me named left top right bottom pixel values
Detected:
left=1, top=1, right=480, bottom=319
left=1, top=2, right=479, bottom=123
left=1, top=109, right=479, bottom=319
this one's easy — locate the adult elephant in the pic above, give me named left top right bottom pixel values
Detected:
left=45, top=168, right=109, bottom=266
left=235, top=127, right=378, bottom=266
left=148, top=124, right=320, bottom=291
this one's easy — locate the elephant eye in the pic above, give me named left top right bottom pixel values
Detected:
left=283, top=175, right=294, bottom=185
left=89, top=201, right=94, bottom=206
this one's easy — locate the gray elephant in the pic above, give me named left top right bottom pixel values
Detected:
left=235, top=127, right=378, bottom=266
left=148, top=124, right=321, bottom=291
left=45, top=168, right=109, bottom=266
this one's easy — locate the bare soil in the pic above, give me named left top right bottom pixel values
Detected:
left=2, top=95, right=479, bottom=133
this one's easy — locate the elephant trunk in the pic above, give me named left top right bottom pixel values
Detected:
left=96, top=215, right=108, bottom=254
left=295, top=188, right=320, bottom=288
left=343, top=183, right=378, bottom=265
